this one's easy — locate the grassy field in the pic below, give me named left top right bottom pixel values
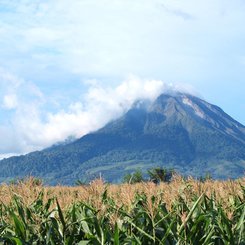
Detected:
left=0, top=176, right=244, bottom=244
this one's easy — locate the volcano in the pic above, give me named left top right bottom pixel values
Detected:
left=0, top=92, right=244, bottom=184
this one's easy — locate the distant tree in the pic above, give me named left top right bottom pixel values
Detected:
left=199, top=172, right=212, bottom=182
left=123, top=169, right=144, bottom=184
left=148, top=167, right=175, bottom=184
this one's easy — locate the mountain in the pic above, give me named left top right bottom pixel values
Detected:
left=0, top=92, right=244, bottom=184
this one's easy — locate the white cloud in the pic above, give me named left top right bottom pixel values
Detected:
left=1, top=70, right=190, bottom=156
left=15, top=76, right=169, bottom=151
left=0, top=67, right=23, bottom=88
left=1, top=0, right=245, bottom=79
left=3, top=94, right=18, bottom=109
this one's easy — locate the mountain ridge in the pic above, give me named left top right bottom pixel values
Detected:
left=0, top=92, right=244, bottom=184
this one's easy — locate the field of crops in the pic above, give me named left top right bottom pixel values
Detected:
left=0, top=176, right=244, bottom=244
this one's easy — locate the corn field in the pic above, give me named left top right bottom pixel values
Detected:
left=0, top=177, right=244, bottom=244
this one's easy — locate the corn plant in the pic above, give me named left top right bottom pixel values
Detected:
left=0, top=180, right=244, bottom=244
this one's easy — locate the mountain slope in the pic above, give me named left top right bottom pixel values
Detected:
left=0, top=93, right=244, bottom=184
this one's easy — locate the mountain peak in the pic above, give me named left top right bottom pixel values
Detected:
left=0, top=93, right=244, bottom=184
left=149, top=92, right=245, bottom=142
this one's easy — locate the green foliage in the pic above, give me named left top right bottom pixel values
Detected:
left=0, top=185, right=244, bottom=244
left=75, top=179, right=88, bottom=186
left=148, top=167, right=175, bottom=183
left=123, top=167, right=175, bottom=184
left=123, top=169, right=144, bottom=184
left=199, top=172, right=213, bottom=182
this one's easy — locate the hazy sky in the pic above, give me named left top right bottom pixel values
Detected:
left=0, top=0, right=245, bottom=158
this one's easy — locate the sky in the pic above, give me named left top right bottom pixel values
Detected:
left=0, top=0, right=245, bottom=158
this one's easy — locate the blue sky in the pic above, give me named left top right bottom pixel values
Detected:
left=0, top=0, right=245, bottom=158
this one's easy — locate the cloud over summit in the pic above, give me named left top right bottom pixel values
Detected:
left=1, top=72, right=185, bottom=158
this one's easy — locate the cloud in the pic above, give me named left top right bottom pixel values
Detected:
left=3, top=94, right=18, bottom=109
left=159, top=3, right=195, bottom=20
left=15, top=76, right=169, bottom=151
left=1, top=0, right=245, bottom=80
left=0, top=70, right=193, bottom=156
left=0, top=67, right=23, bottom=88
left=0, top=68, right=22, bottom=110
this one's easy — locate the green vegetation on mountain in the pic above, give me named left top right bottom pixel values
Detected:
left=0, top=93, right=244, bottom=185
